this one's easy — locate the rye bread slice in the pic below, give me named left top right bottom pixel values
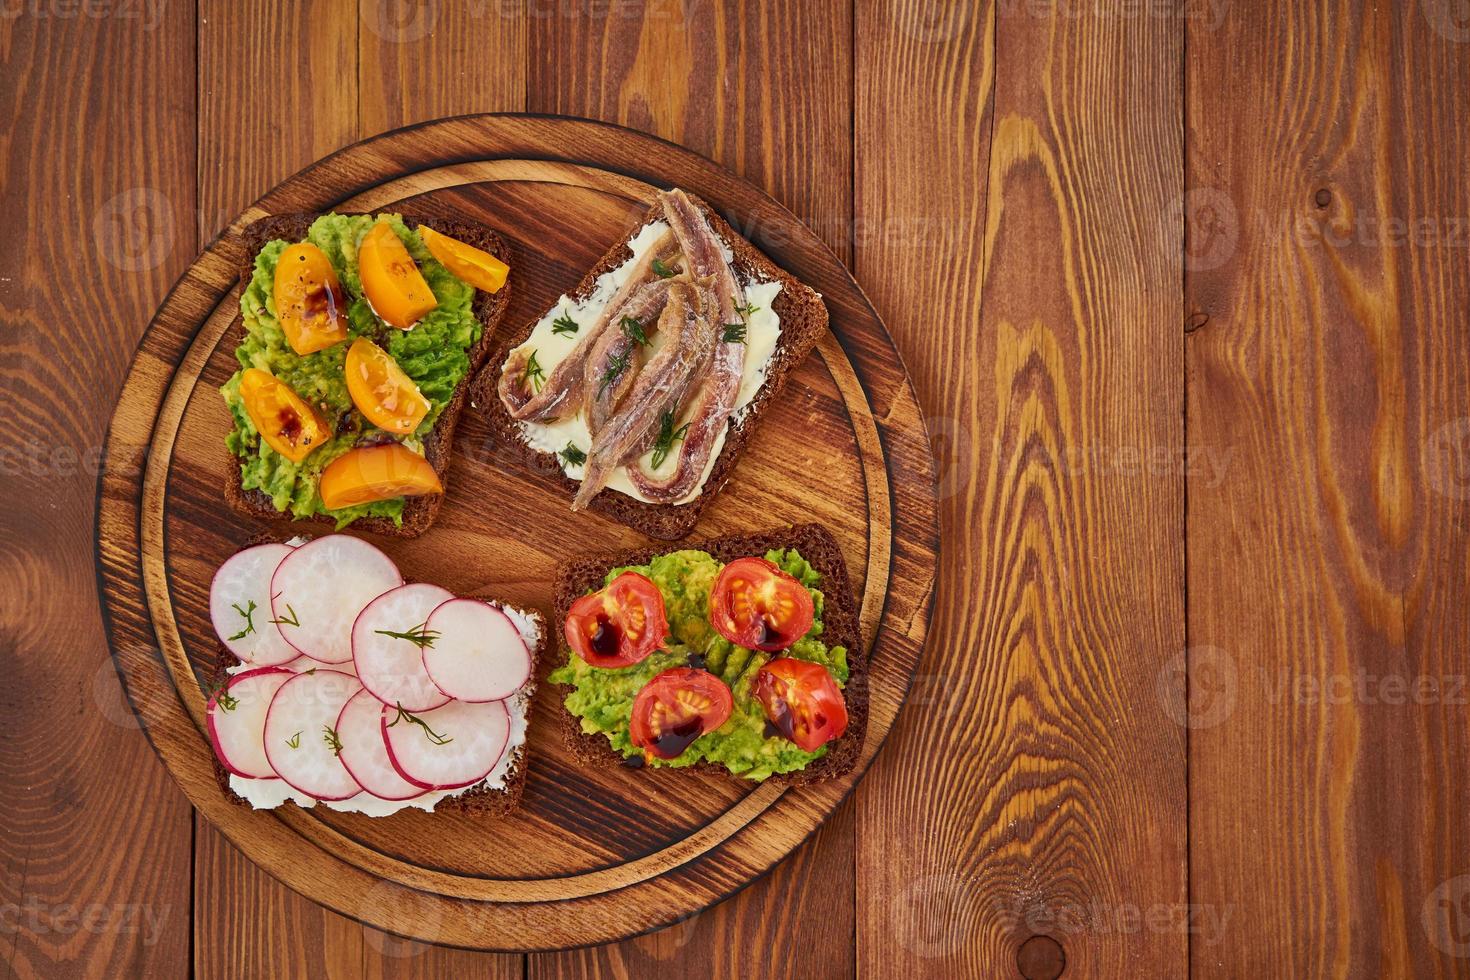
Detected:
left=207, top=533, right=545, bottom=817
left=224, top=211, right=513, bottom=538
left=468, top=193, right=828, bottom=541
left=548, top=523, right=866, bottom=786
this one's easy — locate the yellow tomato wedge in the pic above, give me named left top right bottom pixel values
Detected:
left=238, top=368, right=330, bottom=463
left=318, top=443, right=442, bottom=509
left=344, top=338, right=430, bottom=435
left=418, top=225, right=509, bottom=293
left=358, top=222, right=436, bottom=329
left=272, top=243, right=349, bottom=355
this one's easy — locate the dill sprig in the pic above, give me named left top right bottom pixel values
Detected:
left=206, top=678, right=238, bottom=712
left=270, top=603, right=300, bottom=628
left=552, top=313, right=579, bottom=336
left=597, top=350, right=631, bottom=398
left=374, top=622, right=439, bottom=649
left=286, top=731, right=302, bottom=749
left=560, top=442, right=587, bottom=467
left=651, top=257, right=677, bottom=278
left=227, top=599, right=257, bottom=641
left=322, top=725, right=343, bottom=757
left=650, top=407, right=691, bottom=471
left=521, top=350, right=546, bottom=394
left=621, top=315, right=650, bottom=347
left=721, top=322, right=747, bottom=344
left=388, top=704, right=453, bottom=746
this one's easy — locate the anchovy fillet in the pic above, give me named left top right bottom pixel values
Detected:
left=582, top=278, right=674, bottom=434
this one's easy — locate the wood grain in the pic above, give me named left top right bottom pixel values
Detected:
left=527, top=2, right=858, bottom=975
left=1186, top=3, right=1470, bottom=975
left=855, top=0, right=1188, bottom=976
left=95, top=116, right=937, bottom=951
left=0, top=6, right=196, bottom=978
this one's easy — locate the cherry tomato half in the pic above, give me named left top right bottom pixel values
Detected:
left=709, top=557, right=815, bottom=652
left=273, top=242, right=349, bottom=355
left=359, top=222, right=437, bottom=329
left=344, top=338, right=430, bottom=435
left=752, top=657, right=848, bottom=752
left=629, top=668, right=734, bottom=760
left=317, top=443, right=442, bottom=509
left=564, top=571, right=669, bottom=668
left=238, top=368, right=330, bottom=463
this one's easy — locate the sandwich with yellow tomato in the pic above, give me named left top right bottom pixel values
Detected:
left=222, top=211, right=511, bottom=535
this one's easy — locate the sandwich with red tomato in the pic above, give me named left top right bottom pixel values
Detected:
left=549, top=524, right=866, bottom=783
left=222, top=211, right=511, bottom=536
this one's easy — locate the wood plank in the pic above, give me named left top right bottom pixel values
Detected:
left=0, top=4, right=196, bottom=978
left=192, top=3, right=521, bottom=974
left=854, top=0, right=1187, bottom=976
left=359, top=0, right=527, bottom=130
left=1186, top=3, right=1470, bottom=975
left=526, top=1, right=855, bottom=975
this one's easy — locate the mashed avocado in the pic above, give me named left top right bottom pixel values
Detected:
left=221, top=213, right=480, bottom=528
left=549, top=548, right=849, bottom=781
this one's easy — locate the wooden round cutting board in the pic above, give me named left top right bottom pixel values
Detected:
left=95, top=114, right=939, bottom=950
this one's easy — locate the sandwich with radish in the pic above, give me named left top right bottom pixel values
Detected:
left=205, top=533, right=542, bottom=816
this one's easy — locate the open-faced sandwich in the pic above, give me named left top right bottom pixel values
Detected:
left=549, top=524, right=865, bottom=783
left=205, top=534, right=541, bottom=816
left=223, top=211, right=511, bottom=536
left=473, top=189, right=827, bottom=540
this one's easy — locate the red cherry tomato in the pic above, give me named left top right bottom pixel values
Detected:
left=709, top=557, right=815, bottom=652
left=629, top=668, right=734, bottom=760
left=564, top=571, right=668, bottom=668
left=753, top=657, right=848, bottom=752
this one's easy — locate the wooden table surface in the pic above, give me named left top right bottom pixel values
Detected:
left=3, top=1, right=1467, bottom=977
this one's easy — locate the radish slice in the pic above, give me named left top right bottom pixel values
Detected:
left=270, top=535, right=402, bottom=664
left=422, top=600, right=532, bottom=702
left=352, top=583, right=455, bottom=712
left=207, top=667, right=294, bottom=778
left=335, top=690, right=427, bottom=802
left=382, top=699, right=510, bottom=791
left=263, top=670, right=364, bottom=800
left=210, top=543, right=297, bottom=666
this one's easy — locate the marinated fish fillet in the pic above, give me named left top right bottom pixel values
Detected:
left=583, top=278, right=674, bottom=434
left=572, top=277, right=717, bottom=510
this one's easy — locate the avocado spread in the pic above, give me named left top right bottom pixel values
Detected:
left=549, top=548, right=849, bottom=781
left=221, top=213, right=480, bottom=528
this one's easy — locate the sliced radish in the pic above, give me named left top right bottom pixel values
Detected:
left=422, top=600, right=532, bottom=702
left=210, top=543, right=297, bottom=666
left=335, top=690, right=427, bottom=801
left=263, top=670, right=364, bottom=800
left=270, top=535, right=402, bottom=664
left=382, top=699, right=510, bottom=791
left=352, top=583, right=455, bottom=712
left=207, top=666, right=294, bottom=778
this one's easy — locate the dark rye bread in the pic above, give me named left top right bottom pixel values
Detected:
left=548, top=523, right=867, bottom=786
left=208, top=533, right=546, bottom=817
left=468, top=193, right=828, bottom=541
left=224, top=211, right=513, bottom=538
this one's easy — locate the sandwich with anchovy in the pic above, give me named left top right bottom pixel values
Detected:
left=471, top=189, right=828, bottom=540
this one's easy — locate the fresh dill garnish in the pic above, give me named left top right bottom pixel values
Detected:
left=270, top=603, right=300, bottom=628
left=650, top=407, right=691, bottom=471
left=521, top=350, right=546, bottom=394
left=552, top=313, right=579, bottom=336
left=286, top=731, right=302, bottom=749
left=374, top=623, right=439, bottom=649
left=735, top=301, right=759, bottom=318
left=651, top=257, right=677, bottom=278
left=560, top=442, right=588, bottom=467
left=388, top=704, right=453, bottom=745
left=322, top=725, right=343, bottom=757
left=205, top=678, right=238, bottom=712
left=597, top=350, right=631, bottom=398
left=621, top=315, right=650, bottom=347
left=227, top=599, right=257, bottom=641
left=721, top=322, right=747, bottom=344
